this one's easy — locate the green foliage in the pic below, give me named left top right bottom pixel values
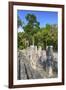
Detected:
left=17, top=15, right=24, bottom=28
left=17, top=14, right=58, bottom=51
left=25, top=14, right=36, bottom=23
left=23, top=14, right=40, bottom=34
left=23, top=14, right=40, bottom=45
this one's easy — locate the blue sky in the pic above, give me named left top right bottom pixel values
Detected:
left=17, top=10, right=58, bottom=32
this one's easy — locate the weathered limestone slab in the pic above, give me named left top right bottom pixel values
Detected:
left=46, top=46, right=53, bottom=77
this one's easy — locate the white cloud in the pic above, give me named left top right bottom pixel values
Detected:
left=17, top=27, right=24, bottom=32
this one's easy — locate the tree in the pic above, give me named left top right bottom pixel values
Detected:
left=39, top=24, right=58, bottom=50
left=18, top=32, right=28, bottom=49
left=17, top=13, right=58, bottom=51
left=23, top=14, right=40, bottom=45
left=17, top=15, right=23, bottom=28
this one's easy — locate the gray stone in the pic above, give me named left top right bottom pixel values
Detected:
left=17, top=45, right=58, bottom=80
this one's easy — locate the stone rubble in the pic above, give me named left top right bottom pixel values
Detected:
left=17, top=45, right=58, bottom=80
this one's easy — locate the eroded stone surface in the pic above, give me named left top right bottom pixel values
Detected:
left=17, top=46, right=58, bottom=80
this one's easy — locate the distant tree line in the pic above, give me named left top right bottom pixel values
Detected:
left=17, top=14, right=58, bottom=51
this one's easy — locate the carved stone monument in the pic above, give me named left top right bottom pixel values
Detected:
left=46, top=46, right=53, bottom=77
left=38, top=46, right=42, bottom=58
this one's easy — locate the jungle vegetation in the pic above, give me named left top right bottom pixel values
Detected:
left=17, top=14, right=58, bottom=51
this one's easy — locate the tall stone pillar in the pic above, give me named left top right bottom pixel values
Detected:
left=38, top=46, right=42, bottom=58
left=46, top=46, right=53, bottom=77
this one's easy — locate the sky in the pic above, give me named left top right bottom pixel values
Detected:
left=17, top=10, right=58, bottom=32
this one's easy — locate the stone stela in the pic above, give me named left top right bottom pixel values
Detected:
left=46, top=46, right=53, bottom=77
